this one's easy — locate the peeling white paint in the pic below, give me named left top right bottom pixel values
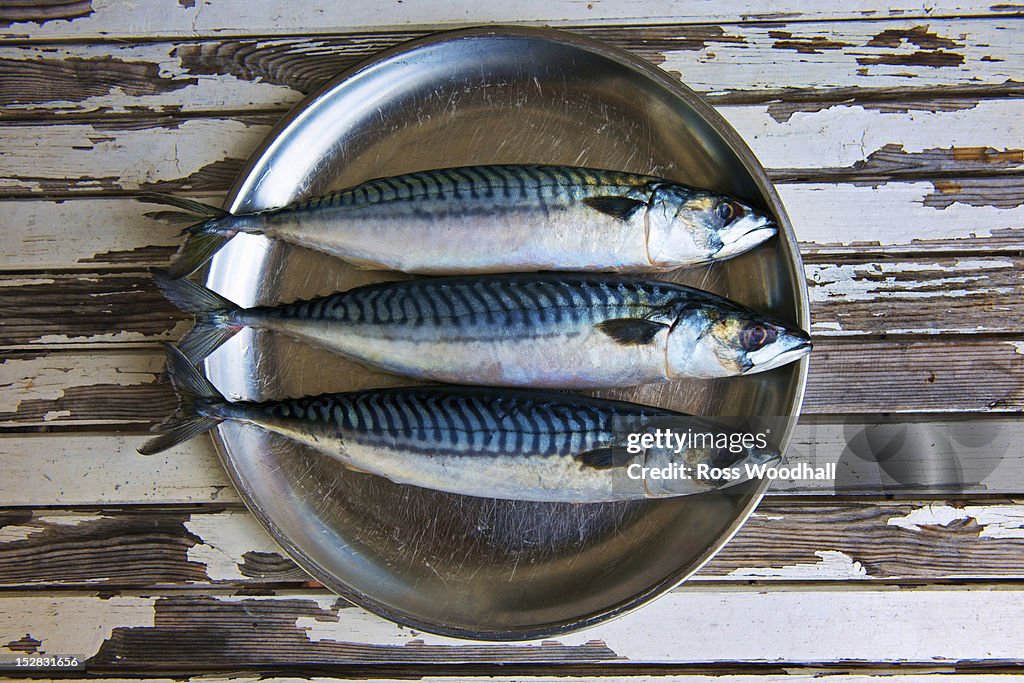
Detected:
left=32, top=319, right=192, bottom=347
left=184, top=511, right=284, bottom=581
left=722, top=98, right=1024, bottom=172
left=0, top=354, right=163, bottom=414
left=42, top=410, right=72, bottom=422
left=772, top=179, right=1012, bottom=247
left=806, top=259, right=1018, bottom=303
left=726, top=550, right=870, bottom=580
left=0, top=118, right=270, bottom=191
left=1, top=3, right=995, bottom=40
left=0, top=43, right=299, bottom=115
left=0, top=526, right=37, bottom=543
left=0, top=278, right=55, bottom=287
left=1006, top=341, right=1024, bottom=355
left=2, top=197, right=186, bottom=270
left=887, top=503, right=1024, bottom=539
left=0, top=596, right=156, bottom=659
left=661, top=19, right=1024, bottom=95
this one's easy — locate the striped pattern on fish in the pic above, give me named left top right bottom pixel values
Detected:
left=139, top=345, right=781, bottom=502
left=139, top=165, right=778, bottom=278
left=155, top=272, right=812, bottom=388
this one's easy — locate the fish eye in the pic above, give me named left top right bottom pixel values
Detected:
left=711, top=446, right=734, bottom=468
left=717, top=201, right=743, bottom=224
left=739, top=323, right=778, bottom=352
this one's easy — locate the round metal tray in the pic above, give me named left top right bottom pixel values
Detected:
left=200, top=26, right=810, bottom=640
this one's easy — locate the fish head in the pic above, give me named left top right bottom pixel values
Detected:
left=665, top=299, right=812, bottom=378
left=640, top=423, right=783, bottom=496
left=645, top=183, right=777, bottom=267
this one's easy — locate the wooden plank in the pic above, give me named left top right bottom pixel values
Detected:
left=3, top=414, right=1022, bottom=506
left=805, top=255, right=1024, bottom=336
left=2, top=675, right=1024, bottom=679
left=3, top=499, right=1024, bottom=588
left=2, top=337, right=1022, bottom=432
left=1, top=256, right=1020, bottom=347
left=2, top=2, right=1020, bottom=42
left=0, top=679, right=1022, bottom=683
left=2, top=19, right=1023, bottom=118
left=2, top=178, right=1022, bottom=272
left=0, top=432, right=235, bottom=506
left=1, top=588, right=1022, bottom=667
left=1, top=100, right=1023, bottom=197
left=786, top=178, right=1024, bottom=256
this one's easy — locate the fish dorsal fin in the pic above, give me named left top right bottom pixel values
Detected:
left=596, top=318, right=667, bottom=345
left=574, top=446, right=632, bottom=470
left=583, top=196, right=646, bottom=221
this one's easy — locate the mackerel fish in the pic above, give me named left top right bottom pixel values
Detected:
left=155, top=271, right=812, bottom=389
left=140, top=344, right=781, bottom=502
left=142, top=165, right=777, bottom=279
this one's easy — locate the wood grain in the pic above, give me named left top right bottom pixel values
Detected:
left=3, top=499, right=1024, bottom=589
left=0, top=679, right=1020, bottom=683
left=2, top=19, right=1023, bottom=118
left=1, top=100, right=1023, bottom=197
left=3, top=2, right=1020, bottom=41
left=2, top=588, right=1023, bottom=668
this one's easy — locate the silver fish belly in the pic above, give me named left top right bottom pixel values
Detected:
left=255, top=167, right=652, bottom=273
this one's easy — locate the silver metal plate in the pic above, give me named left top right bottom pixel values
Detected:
left=201, top=26, right=810, bottom=640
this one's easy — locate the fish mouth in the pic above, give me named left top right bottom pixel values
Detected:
left=746, top=336, right=812, bottom=374
left=714, top=216, right=777, bottom=260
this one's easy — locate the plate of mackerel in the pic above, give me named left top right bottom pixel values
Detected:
left=184, top=26, right=810, bottom=639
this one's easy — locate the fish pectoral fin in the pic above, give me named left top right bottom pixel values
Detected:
left=583, top=196, right=646, bottom=221
left=574, top=446, right=632, bottom=470
left=595, top=318, right=667, bottom=345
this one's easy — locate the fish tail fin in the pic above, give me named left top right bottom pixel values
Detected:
left=138, top=343, right=225, bottom=455
left=137, top=193, right=236, bottom=279
left=151, top=268, right=243, bottom=362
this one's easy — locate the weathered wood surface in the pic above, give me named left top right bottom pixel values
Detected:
left=3, top=2, right=1021, bottom=41
left=3, top=679, right=1024, bottom=683
left=0, top=256, right=1019, bottom=349
left=2, top=100, right=1022, bottom=196
left=2, top=19, right=1023, bottom=119
left=3, top=177, right=1022, bottom=272
left=2, top=587, right=1023, bottom=669
left=3, top=500, right=1024, bottom=588
left=3, top=415, right=1022, bottom=506
left=2, top=1, right=1023, bottom=674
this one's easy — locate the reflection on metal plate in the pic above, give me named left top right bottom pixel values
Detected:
left=200, top=26, right=810, bottom=640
